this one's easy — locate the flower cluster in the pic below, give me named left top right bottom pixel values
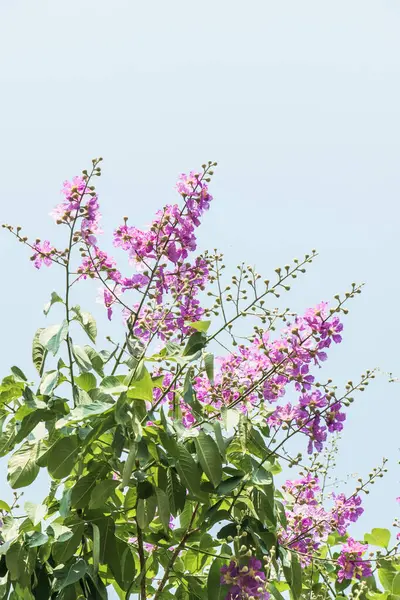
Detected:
left=194, top=303, right=344, bottom=452
left=220, top=558, right=269, bottom=600
left=337, top=538, right=372, bottom=582
left=31, top=240, right=56, bottom=269
left=279, top=475, right=364, bottom=563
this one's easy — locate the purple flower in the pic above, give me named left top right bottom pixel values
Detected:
left=337, top=538, right=372, bottom=582
left=31, top=240, right=55, bottom=269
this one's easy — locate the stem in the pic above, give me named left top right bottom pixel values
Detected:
left=153, top=503, right=200, bottom=600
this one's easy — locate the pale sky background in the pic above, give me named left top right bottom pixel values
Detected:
left=1, top=0, right=400, bottom=594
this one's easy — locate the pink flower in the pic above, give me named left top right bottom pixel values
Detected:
left=31, top=240, right=55, bottom=269
left=337, top=538, right=372, bottom=582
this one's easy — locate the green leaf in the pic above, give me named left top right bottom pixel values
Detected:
left=393, top=573, right=400, bottom=596
left=183, top=332, right=207, bottom=356
left=122, top=443, right=138, bottom=488
left=52, top=523, right=85, bottom=564
left=204, top=352, right=214, bottom=384
left=91, top=523, right=100, bottom=576
left=194, top=431, right=222, bottom=487
left=10, top=366, right=27, bottom=382
left=6, top=541, right=27, bottom=580
left=137, top=496, right=157, bottom=530
left=43, top=291, right=64, bottom=316
left=155, top=487, right=171, bottom=532
left=32, top=328, right=47, bottom=375
left=39, top=321, right=69, bottom=356
left=216, top=475, right=244, bottom=496
left=39, top=370, right=59, bottom=396
left=53, top=558, right=87, bottom=591
left=364, top=528, right=391, bottom=549
left=68, top=402, right=111, bottom=422
left=175, top=445, right=203, bottom=498
left=8, top=442, right=40, bottom=489
left=100, top=376, right=127, bottom=394
left=73, top=345, right=92, bottom=373
left=27, top=531, right=48, bottom=548
left=0, top=500, right=11, bottom=512
left=25, top=502, right=47, bottom=526
left=89, top=479, right=119, bottom=509
left=167, top=468, right=186, bottom=516
left=126, top=368, right=154, bottom=402
left=208, top=557, right=228, bottom=600
left=75, top=372, right=97, bottom=392
left=379, top=570, right=397, bottom=592
left=71, top=306, right=97, bottom=343
left=221, top=407, right=240, bottom=429
left=42, top=435, right=80, bottom=479
left=71, top=473, right=97, bottom=508
left=188, top=320, right=211, bottom=333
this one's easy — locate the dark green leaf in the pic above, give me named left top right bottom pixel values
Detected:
left=53, top=558, right=87, bottom=591
left=42, top=435, right=80, bottom=479
left=71, top=473, right=97, bottom=508
left=183, top=332, right=207, bottom=356
left=155, top=487, right=171, bottom=532
left=216, top=476, right=243, bottom=496
left=52, top=523, right=85, bottom=564
left=194, top=431, right=222, bottom=488
left=32, top=328, right=47, bottom=375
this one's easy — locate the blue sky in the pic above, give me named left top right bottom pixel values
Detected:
left=0, top=0, right=399, bottom=589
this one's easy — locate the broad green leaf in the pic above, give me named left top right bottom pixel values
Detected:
left=207, top=557, right=227, bottom=600
left=32, top=328, right=47, bottom=375
left=183, top=331, right=207, bottom=356
left=379, top=570, right=397, bottom=592
left=6, top=542, right=27, bottom=580
left=25, top=502, right=47, bottom=526
left=39, top=321, right=68, bottom=356
left=155, top=487, right=171, bottom=532
left=194, top=431, right=222, bottom=487
left=188, top=320, right=211, bottom=333
left=126, top=368, right=154, bottom=402
left=216, top=475, right=244, bottom=496
left=71, top=473, right=97, bottom=508
left=167, top=468, right=186, bottom=516
left=393, top=573, right=400, bottom=596
left=43, top=291, right=64, bottom=316
left=221, top=407, right=240, bottom=430
left=52, top=523, right=85, bottom=564
left=71, top=306, right=97, bottom=343
left=72, top=345, right=92, bottom=373
left=8, top=442, right=40, bottom=489
left=68, top=402, right=111, bottom=422
left=364, top=528, right=391, bottom=549
left=100, top=376, right=127, bottom=394
left=89, top=479, right=119, bottom=509
left=42, top=435, right=79, bottom=479
left=27, top=532, right=48, bottom=548
left=75, top=372, right=97, bottom=392
left=175, top=445, right=204, bottom=498
left=53, top=558, right=87, bottom=591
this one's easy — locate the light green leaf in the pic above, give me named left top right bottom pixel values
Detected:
left=0, top=500, right=11, bottom=512
left=393, top=573, right=400, bottom=596
left=176, top=446, right=205, bottom=500
left=25, top=502, right=47, bottom=526
left=188, top=320, right=211, bottom=333
left=100, top=376, right=127, bottom=394
left=8, top=442, right=40, bottom=489
left=92, top=523, right=100, bottom=575
left=68, top=402, right=111, bottom=422
left=43, top=292, right=64, bottom=316
left=379, top=570, right=397, bottom=592
left=71, top=306, right=97, bottom=343
left=39, top=370, right=59, bottom=396
left=126, top=368, right=154, bottom=402
left=6, top=542, right=26, bottom=580
left=194, top=431, right=222, bottom=488
left=364, top=528, right=391, bottom=549
left=72, top=345, right=92, bottom=373
left=39, top=321, right=68, bottom=356
left=27, top=532, right=48, bottom=548
left=75, top=372, right=97, bottom=392
left=122, top=444, right=137, bottom=488
left=221, top=407, right=240, bottom=430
